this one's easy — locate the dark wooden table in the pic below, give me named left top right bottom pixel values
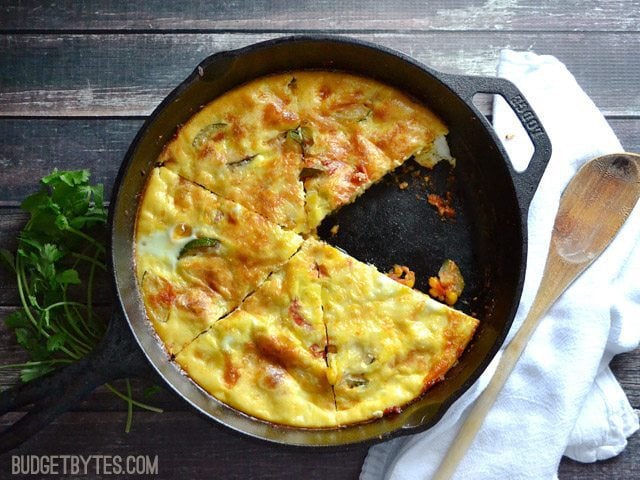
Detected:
left=0, top=2, right=638, bottom=478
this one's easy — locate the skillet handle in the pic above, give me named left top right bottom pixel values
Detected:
left=441, top=74, right=552, bottom=213
left=0, top=310, right=151, bottom=453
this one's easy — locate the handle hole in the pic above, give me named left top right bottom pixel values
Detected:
left=470, top=92, right=493, bottom=117
left=490, top=93, right=534, bottom=173
left=471, top=92, right=534, bottom=173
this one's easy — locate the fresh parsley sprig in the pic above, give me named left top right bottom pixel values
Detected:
left=0, top=169, right=161, bottom=431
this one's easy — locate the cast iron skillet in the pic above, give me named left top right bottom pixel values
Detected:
left=0, top=36, right=551, bottom=452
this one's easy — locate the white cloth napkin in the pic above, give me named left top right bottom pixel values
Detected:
left=360, top=50, right=640, bottom=480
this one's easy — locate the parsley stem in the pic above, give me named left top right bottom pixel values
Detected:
left=104, top=383, right=164, bottom=413
left=64, top=289, right=102, bottom=347
left=65, top=308, right=97, bottom=350
left=53, top=321, right=93, bottom=355
left=66, top=248, right=104, bottom=342
left=0, top=359, right=73, bottom=369
left=59, top=346, right=81, bottom=360
left=60, top=290, right=98, bottom=347
left=44, top=301, right=88, bottom=312
left=86, top=248, right=98, bottom=334
left=15, top=255, right=39, bottom=328
left=70, top=252, right=107, bottom=271
left=15, top=255, right=82, bottom=361
left=39, top=322, right=83, bottom=360
left=125, top=379, right=133, bottom=433
left=73, top=305, right=104, bottom=341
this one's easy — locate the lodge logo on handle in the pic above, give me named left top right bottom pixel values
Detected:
left=510, top=94, right=544, bottom=137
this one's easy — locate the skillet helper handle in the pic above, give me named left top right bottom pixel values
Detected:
left=0, top=311, right=150, bottom=453
left=443, top=74, right=552, bottom=213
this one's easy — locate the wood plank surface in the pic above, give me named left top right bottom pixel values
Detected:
left=0, top=119, right=141, bottom=203
left=558, top=429, right=640, bottom=480
left=1, top=0, right=639, bottom=32
left=0, top=32, right=638, bottom=117
left=612, top=353, right=640, bottom=409
left=0, top=412, right=371, bottom=480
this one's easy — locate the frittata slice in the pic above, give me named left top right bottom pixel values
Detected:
left=160, top=73, right=307, bottom=231
left=317, top=244, right=479, bottom=425
left=175, top=240, right=337, bottom=427
left=136, top=167, right=303, bottom=354
left=293, top=71, right=453, bottom=230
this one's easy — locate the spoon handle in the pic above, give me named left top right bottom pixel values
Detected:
left=433, top=153, right=640, bottom=479
left=432, top=216, right=601, bottom=480
left=431, top=286, right=552, bottom=480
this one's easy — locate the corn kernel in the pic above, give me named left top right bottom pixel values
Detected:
left=445, top=291, right=458, bottom=305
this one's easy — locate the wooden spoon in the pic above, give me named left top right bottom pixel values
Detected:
left=433, top=153, right=640, bottom=480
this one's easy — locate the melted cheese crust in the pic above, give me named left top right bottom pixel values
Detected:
left=136, top=70, right=477, bottom=428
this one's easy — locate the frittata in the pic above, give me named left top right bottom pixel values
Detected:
left=135, top=70, right=477, bottom=428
